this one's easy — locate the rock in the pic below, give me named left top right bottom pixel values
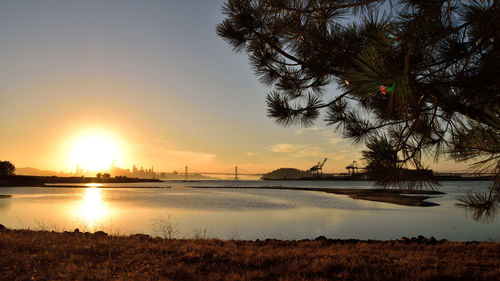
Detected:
left=325, top=239, right=342, bottom=245
left=417, top=235, right=427, bottom=242
left=74, top=228, right=80, bottom=233
left=314, top=236, right=327, bottom=241
left=400, top=236, right=410, bottom=242
left=429, top=236, right=437, bottom=244
left=94, top=231, right=108, bottom=237
left=130, top=234, right=150, bottom=240
left=0, top=224, right=6, bottom=231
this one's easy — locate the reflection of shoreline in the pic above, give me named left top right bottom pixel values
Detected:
left=189, top=186, right=444, bottom=207
left=0, top=195, right=11, bottom=211
left=43, top=184, right=170, bottom=188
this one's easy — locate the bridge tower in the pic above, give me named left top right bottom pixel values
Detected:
left=185, top=166, right=188, bottom=180
left=235, top=166, right=238, bottom=180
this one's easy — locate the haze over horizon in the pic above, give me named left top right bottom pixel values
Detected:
left=0, top=0, right=472, bottom=174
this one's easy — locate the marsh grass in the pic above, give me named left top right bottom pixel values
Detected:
left=151, top=215, right=180, bottom=239
left=25, top=218, right=123, bottom=237
left=228, top=224, right=242, bottom=240
left=0, top=228, right=499, bottom=281
left=151, top=215, right=220, bottom=240
left=191, top=227, right=213, bottom=240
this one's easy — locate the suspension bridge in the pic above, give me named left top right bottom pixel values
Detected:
left=179, top=166, right=263, bottom=180
left=171, top=165, right=496, bottom=181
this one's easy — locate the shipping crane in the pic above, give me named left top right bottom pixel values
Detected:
left=345, top=161, right=359, bottom=175
left=309, top=158, right=328, bottom=175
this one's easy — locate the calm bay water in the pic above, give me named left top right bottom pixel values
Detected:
left=0, top=180, right=498, bottom=241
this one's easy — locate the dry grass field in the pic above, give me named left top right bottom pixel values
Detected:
left=0, top=228, right=499, bottom=281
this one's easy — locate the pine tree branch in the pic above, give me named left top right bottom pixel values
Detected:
left=266, top=0, right=381, bottom=14
left=255, top=32, right=305, bottom=65
left=288, top=90, right=352, bottom=113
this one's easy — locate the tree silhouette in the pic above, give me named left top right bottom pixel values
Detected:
left=217, top=0, right=499, bottom=219
left=0, top=161, right=16, bottom=176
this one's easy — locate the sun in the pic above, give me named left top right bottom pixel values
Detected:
left=71, top=133, right=120, bottom=171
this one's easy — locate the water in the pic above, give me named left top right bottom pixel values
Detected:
left=0, top=180, right=498, bottom=241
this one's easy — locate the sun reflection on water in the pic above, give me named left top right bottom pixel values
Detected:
left=78, top=188, right=108, bottom=230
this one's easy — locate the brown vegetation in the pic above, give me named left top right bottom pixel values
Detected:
left=0, top=229, right=499, bottom=280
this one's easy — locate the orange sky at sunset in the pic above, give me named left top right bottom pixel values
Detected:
left=0, top=0, right=473, bottom=175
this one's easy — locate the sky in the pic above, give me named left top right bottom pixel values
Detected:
left=0, top=0, right=471, bottom=174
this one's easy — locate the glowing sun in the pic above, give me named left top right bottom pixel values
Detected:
left=71, top=134, right=120, bottom=171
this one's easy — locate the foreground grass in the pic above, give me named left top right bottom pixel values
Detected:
left=0, top=229, right=499, bottom=281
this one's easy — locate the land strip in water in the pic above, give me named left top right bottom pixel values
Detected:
left=0, top=175, right=160, bottom=187
left=1, top=181, right=443, bottom=206
left=0, top=228, right=498, bottom=281
left=40, top=184, right=170, bottom=188
left=189, top=186, right=444, bottom=207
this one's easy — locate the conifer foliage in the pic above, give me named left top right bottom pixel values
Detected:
left=0, top=161, right=15, bottom=176
left=217, top=0, right=499, bottom=219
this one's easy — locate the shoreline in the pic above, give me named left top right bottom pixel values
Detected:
left=0, top=227, right=498, bottom=280
left=1, top=184, right=445, bottom=206
left=262, top=176, right=495, bottom=181
left=0, top=175, right=161, bottom=187
left=40, top=184, right=171, bottom=188
left=189, top=186, right=444, bottom=207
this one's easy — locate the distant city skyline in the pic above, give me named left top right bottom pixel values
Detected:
left=17, top=161, right=248, bottom=180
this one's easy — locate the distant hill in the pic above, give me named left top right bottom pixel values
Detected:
left=262, top=168, right=313, bottom=180
left=15, top=167, right=73, bottom=177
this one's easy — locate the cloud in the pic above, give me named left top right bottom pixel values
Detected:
left=128, top=139, right=218, bottom=171
left=327, top=136, right=353, bottom=146
left=267, top=143, right=327, bottom=158
left=145, top=148, right=217, bottom=171
left=327, top=137, right=341, bottom=145
left=143, top=138, right=217, bottom=162
left=294, top=127, right=325, bottom=135
left=267, top=136, right=361, bottom=160
left=161, top=149, right=216, bottom=162
left=267, top=143, right=306, bottom=153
